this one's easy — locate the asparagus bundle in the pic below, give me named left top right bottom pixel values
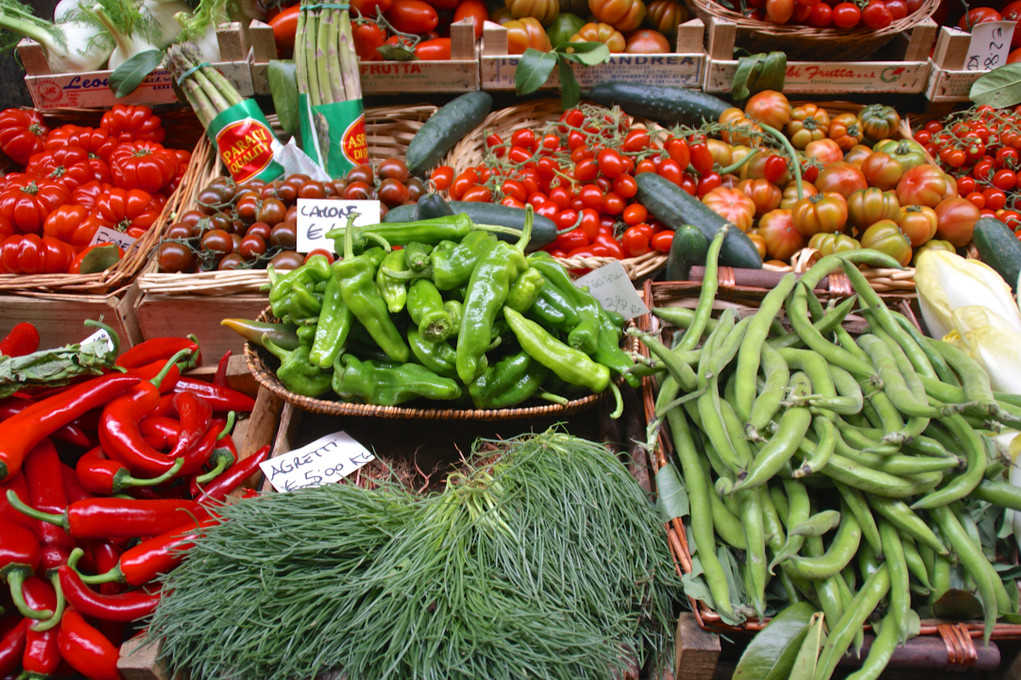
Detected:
left=167, top=42, right=283, bottom=182
left=294, top=0, right=367, bottom=177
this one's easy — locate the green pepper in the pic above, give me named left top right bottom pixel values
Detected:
left=309, top=266, right=353, bottom=369
left=332, top=354, right=461, bottom=405
left=505, top=267, right=545, bottom=312
left=326, top=213, right=518, bottom=247
left=375, top=249, right=408, bottom=314
left=444, top=300, right=463, bottom=338
left=468, top=351, right=550, bottom=409
left=528, top=253, right=601, bottom=355
left=221, top=318, right=300, bottom=351
left=527, top=278, right=582, bottom=332
left=430, top=230, right=496, bottom=291
left=455, top=238, right=527, bottom=383
left=592, top=311, right=639, bottom=388
left=407, top=278, right=451, bottom=342
left=403, top=242, right=433, bottom=273
left=408, top=329, right=458, bottom=379
left=270, top=284, right=323, bottom=325
left=503, top=307, right=610, bottom=394
left=262, top=337, right=333, bottom=397
left=267, top=255, right=332, bottom=302
left=333, top=225, right=409, bottom=363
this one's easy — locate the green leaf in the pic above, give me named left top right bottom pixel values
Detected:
left=515, top=49, right=558, bottom=96
left=555, top=41, right=611, bottom=66
left=108, top=49, right=163, bottom=98
left=732, top=602, right=816, bottom=680
left=557, top=58, right=581, bottom=109
left=731, top=55, right=756, bottom=101
left=377, top=44, right=416, bottom=61
left=78, top=244, right=121, bottom=274
left=268, top=59, right=299, bottom=136
left=787, top=611, right=825, bottom=680
left=654, top=463, right=689, bottom=522
left=931, top=588, right=985, bottom=620
left=971, top=63, right=1021, bottom=108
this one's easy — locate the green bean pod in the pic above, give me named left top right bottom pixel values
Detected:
left=814, top=564, right=891, bottom=680
left=910, top=412, right=988, bottom=510
left=794, top=415, right=835, bottom=479
left=868, top=496, right=948, bottom=556
left=833, top=481, right=883, bottom=556
left=675, top=226, right=728, bottom=353
left=740, top=487, right=769, bottom=619
left=878, top=519, right=911, bottom=643
left=745, top=342, right=790, bottom=441
left=857, top=334, right=940, bottom=419
left=899, top=534, right=932, bottom=592
left=843, top=610, right=903, bottom=680
left=785, top=510, right=861, bottom=581
left=768, top=294, right=859, bottom=351
left=821, top=453, right=942, bottom=499
left=734, top=272, right=797, bottom=420
left=788, top=283, right=875, bottom=379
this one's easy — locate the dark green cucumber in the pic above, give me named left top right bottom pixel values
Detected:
left=414, top=192, right=456, bottom=220
left=635, top=172, right=763, bottom=270
left=972, top=216, right=1021, bottom=292
left=384, top=198, right=557, bottom=252
left=666, top=224, right=709, bottom=281
left=405, top=91, right=493, bottom=177
left=585, top=82, right=732, bottom=128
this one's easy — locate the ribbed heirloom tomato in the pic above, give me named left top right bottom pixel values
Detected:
left=109, top=141, right=179, bottom=194
left=702, top=187, right=756, bottom=232
left=896, top=204, right=938, bottom=246
left=588, top=0, right=646, bottom=31
left=99, top=105, right=165, bottom=144
left=847, top=187, right=901, bottom=231
left=791, top=192, right=848, bottom=236
left=0, top=179, right=69, bottom=235
left=0, top=109, right=48, bottom=165
left=757, top=208, right=805, bottom=261
left=504, top=17, right=552, bottom=52
left=895, top=164, right=957, bottom=208
left=860, top=220, right=911, bottom=265
left=571, top=22, right=626, bottom=51
left=0, top=233, right=74, bottom=273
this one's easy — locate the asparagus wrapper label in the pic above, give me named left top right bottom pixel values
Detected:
left=297, top=96, right=368, bottom=177
left=209, top=100, right=285, bottom=183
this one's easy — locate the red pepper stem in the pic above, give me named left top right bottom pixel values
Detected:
left=29, top=571, right=65, bottom=632
left=6, top=569, right=51, bottom=620
left=70, top=546, right=121, bottom=585
left=195, top=449, right=233, bottom=485
left=217, top=412, right=236, bottom=441
left=127, top=456, right=184, bottom=488
left=4, top=489, right=67, bottom=531
left=150, top=348, right=194, bottom=388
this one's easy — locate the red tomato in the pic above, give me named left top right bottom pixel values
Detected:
left=353, top=22, right=387, bottom=60
left=934, top=197, right=981, bottom=246
left=99, top=104, right=164, bottom=144
left=384, top=0, right=439, bottom=33
left=896, top=164, right=957, bottom=208
left=831, top=1, right=860, bottom=27
left=430, top=165, right=454, bottom=191
left=269, top=4, right=299, bottom=52
left=651, top=229, right=673, bottom=253
left=621, top=223, right=653, bottom=256
left=415, top=37, right=451, bottom=59
left=957, top=6, right=1002, bottom=30
left=814, top=161, right=868, bottom=198
left=758, top=208, right=805, bottom=261
left=108, top=140, right=179, bottom=194
left=861, top=0, right=893, bottom=29
left=808, top=2, right=832, bottom=26
left=0, top=108, right=48, bottom=166
left=702, top=186, right=756, bottom=232
left=453, top=0, right=489, bottom=38
left=885, top=0, right=907, bottom=19
left=0, top=233, right=74, bottom=274
left=351, top=0, right=394, bottom=16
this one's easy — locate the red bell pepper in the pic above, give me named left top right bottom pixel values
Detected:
left=23, top=439, right=75, bottom=573
left=0, top=372, right=140, bottom=482
left=75, top=446, right=183, bottom=496
left=57, top=608, right=123, bottom=680
left=0, top=322, right=39, bottom=357
left=57, top=565, right=160, bottom=622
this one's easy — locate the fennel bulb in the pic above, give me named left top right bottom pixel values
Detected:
left=0, top=7, right=113, bottom=72
left=139, top=0, right=187, bottom=48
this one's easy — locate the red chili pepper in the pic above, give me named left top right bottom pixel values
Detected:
left=98, top=353, right=191, bottom=477
left=115, top=335, right=200, bottom=370
left=24, top=439, right=76, bottom=574
left=188, top=437, right=236, bottom=493
left=138, top=415, right=181, bottom=451
left=21, top=576, right=61, bottom=677
left=125, top=358, right=183, bottom=393
left=0, top=396, right=92, bottom=448
left=75, top=446, right=183, bottom=496
left=60, top=464, right=94, bottom=504
left=57, top=608, right=123, bottom=680
left=0, top=373, right=141, bottom=482
left=0, top=520, right=45, bottom=620
left=213, top=350, right=232, bottom=386
left=0, top=322, right=40, bottom=357
left=168, top=391, right=212, bottom=459
left=172, top=377, right=256, bottom=412
left=86, top=540, right=125, bottom=597
left=57, top=565, right=160, bottom=622
left=0, top=617, right=28, bottom=678
left=1, top=473, right=31, bottom=527
left=175, top=417, right=229, bottom=478
left=6, top=493, right=214, bottom=539
left=75, top=517, right=219, bottom=588
left=193, top=444, right=271, bottom=503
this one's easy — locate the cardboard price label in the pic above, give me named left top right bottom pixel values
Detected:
left=966, top=21, right=1016, bottom=71
left=259, top=431, right=376, bottom=493
left=295, top=199, right=382, bottom=254
left=89, top=226, right=138, bottom=251
left=575, top=261, right=648, bottom=320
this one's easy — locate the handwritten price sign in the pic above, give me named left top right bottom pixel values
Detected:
left=966, top=21, right=1016, bottom=71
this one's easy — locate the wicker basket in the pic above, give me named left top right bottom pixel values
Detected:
left=638, top=279, right=1021, bottom=653
left=441, top=98, right=668, bottom=281
left=686, top=0, right=940, bottom=61
left=0, top=107, right=208, bottom=295
left=243, top=307, right=606, bottom=420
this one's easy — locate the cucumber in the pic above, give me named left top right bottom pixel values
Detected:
left=635, top=172, right=763, bottom=269
left=415, top=193, right=456, bottom=220
left=972, top=216, right=1021, bottom=292
left=384, top=198, right=558, bottom=252
left=585, top=82, right=732, bottom=128
left=405, top=91, right=493, bottom=177
left=666, top=224, right=708, bottom=281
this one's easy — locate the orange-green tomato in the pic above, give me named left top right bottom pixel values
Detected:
left=743, top=90, right=791, bottom=130
left=791, top=191, right=848, bottom=237
left=896, top=204, right=938, bottom=247
left=846, top=187, right=901, bottom=232
left=505, top=0, right=559, bottom=23
left=860, top=219, right=912, bottom=265
left=758, top=208, right=806, bottom=261
left=785, top=103, right=831, bottom=149
left=624, top=28, right=671, bottom=53
left=809, top=231, right=861, bottom=256
left=911, top=238, right=956, bottom=265
left=505, top=17, right=553, bottom=52
left=644, top=0, right=687, bottom=37
left=589, top=0, right=646, bottom=32
left=570, top=21, right=626, bottom=51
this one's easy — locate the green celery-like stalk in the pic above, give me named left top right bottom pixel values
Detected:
left=178, top=71, right=215, bottom=127
left=302, top=6, right=321, bottom=107
left=336, top=9, right=361, bottom=102
left=294, top=4, right=308, bottom=94
left=201, top=63, right=244, bottom=108
left=190, top=63, right=231, bottom=114
left=315, top=5, right=333, bottom=104
left=326, top=6, right=343, bottom=104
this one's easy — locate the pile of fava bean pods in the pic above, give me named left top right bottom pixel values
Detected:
left=634, top=229, right=1021, bottom=680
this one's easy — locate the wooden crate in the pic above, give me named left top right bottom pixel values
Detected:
left=703, top=16, right=936, bottom=95
left=0, top=283, right=142, bottom=350
left=480, top=18, right=706, bottom=91
left=925, top=25, right=989, bottom=104
left=248, top=18, right=480, bottom=96
left=19, top=23, right=254, bottom=110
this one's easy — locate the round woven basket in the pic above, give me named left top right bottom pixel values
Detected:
left=687, top=0, right=939, bottom=61
left=442, top=98, right=667, bottom=281
left=243, top=308, right=605, bottom=420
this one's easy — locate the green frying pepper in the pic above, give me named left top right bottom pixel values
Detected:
left=263, top=337, right=333, bottom=397
left=332, top=354, right=461, bottom=405
left=407, top=278, right=452, bottom=342
left=375, top=249, right=408, bottom=314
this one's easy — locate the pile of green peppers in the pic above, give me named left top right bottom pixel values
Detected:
left=224, top=210, right=636, bottom=412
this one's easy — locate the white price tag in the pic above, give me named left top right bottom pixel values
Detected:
left=259, top=431, right=375, bottom=493
left=81, top=327, right=115, bottom=353
left=966, top=21, right=1016, bottom=71
left=89, top=226, right=138, bottom=251
left=574, top=260, right=649, bottom=320
left=295, top=199, right=381, bottom=254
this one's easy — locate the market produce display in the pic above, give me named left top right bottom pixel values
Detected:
left=640, top=232, right=1021, bottom=679
left=228, top=207, right=637, bottom=411
left=146, top=429, right=683, bottom=680
left=0, top=324, right=267, bottom=678
left=0, top=105, right=190, bottom=275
